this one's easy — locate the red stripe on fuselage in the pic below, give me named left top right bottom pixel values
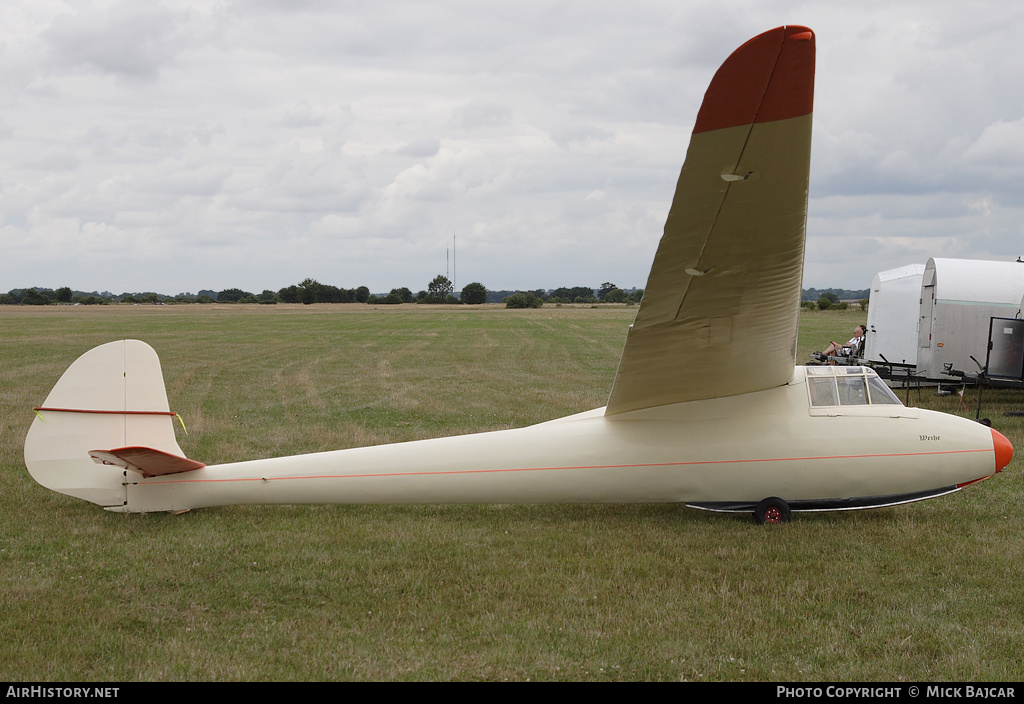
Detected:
left=132, top=447, right=993, bottom=486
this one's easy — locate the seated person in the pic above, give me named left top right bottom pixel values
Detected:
left=822, top=325, right=865, bottom=358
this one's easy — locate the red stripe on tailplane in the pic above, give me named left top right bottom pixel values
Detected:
left=35, top=407, right=178, bottom=416
left=692, top=25, right=815, bottom=134
left=89, top=447, right=206, bottom=478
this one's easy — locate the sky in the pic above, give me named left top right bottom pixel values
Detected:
left=3, top=0, right=1024, bottom=296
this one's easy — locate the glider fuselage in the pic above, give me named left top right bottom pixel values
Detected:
left=112, top=366, right=1004, bottom=514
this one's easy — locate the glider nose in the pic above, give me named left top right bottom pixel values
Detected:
left=992, top=428, right=1013, bottom=472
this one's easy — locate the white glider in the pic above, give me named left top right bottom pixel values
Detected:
left=24, top=26, right=1013, bottom=522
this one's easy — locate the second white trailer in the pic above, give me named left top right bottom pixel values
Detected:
left=916, top=258, right=1024, bottom=381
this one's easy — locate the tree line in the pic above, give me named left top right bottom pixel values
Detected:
left=0, top=277, right=621, bottom=308
left=800, top=289, right=870, bottom=312
left=2, top=280, right=862, bottom=309
left=801, top=287, right=869, bottom=302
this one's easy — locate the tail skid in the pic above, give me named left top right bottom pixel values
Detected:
left=24, top=340, right=201, bottom=508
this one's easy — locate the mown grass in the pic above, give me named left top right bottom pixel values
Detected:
left=1, top=304, right=1021, bottom=681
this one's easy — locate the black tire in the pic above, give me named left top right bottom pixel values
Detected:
left=754, top=497, right=791, bottom=525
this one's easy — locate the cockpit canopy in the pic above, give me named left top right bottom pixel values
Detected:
left=805, top=366, right=903, bottom=407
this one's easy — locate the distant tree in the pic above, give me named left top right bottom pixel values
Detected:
left=504, top=292, right=543, bottom=309
left=381, top=289, right=409, bottom=304
left=355, top=286, right=370, bottom=303
left=257, top=290, right=278, bottom=304
left=550, top=286, right=597, bottom=303
left=278, top=285, right=300, bottom=303
left=22, top=289, right=48, bottom=305
left=427, top=275, right=454, bottom=300
left=628, top=289, right=644, bottom=304
left=217, top=288, right=252, bottom=303
left=604, top=288, right=626, bottom=303
left=317, top=283, right=347, bottom=303
left=55, top=286, right=73, bottom=303
left=297, top=278, right=321, bottom=305
left=858, top=298, right=869, bottom=311
left=598, top=282, right=618, bottom=300
left=418, top=276, right=454, bottom=304
left=816, top=295, right=833, bottom=310
left=278, top=278, right=357, bottom=304
left=461, top=282, right=487, bottom=305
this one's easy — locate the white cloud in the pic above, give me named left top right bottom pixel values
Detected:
left=2, top=0, right=1024, bottom=295
left=962, top=118, right=1024, bottom=166
left=43, top=1, right=193, bottom=80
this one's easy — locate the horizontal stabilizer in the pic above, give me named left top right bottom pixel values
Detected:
left=89, top=447, right=206, bottom=478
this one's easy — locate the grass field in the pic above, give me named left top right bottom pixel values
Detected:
left=1, top=304, right=1021, bottom=681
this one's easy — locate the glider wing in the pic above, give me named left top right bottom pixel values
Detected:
left=606, top=26, right=815, bottom=415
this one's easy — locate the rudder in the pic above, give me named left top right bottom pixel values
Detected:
left=24, top=340, right=191, bottom=508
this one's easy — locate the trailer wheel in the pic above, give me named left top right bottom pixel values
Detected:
left=754, top=497, right=791, bottom=525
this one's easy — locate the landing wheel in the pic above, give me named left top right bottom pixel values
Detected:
left=754, top=497, right=791, bottom=525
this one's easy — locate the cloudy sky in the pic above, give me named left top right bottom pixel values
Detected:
left=3, top=0, right=1023, bottom=296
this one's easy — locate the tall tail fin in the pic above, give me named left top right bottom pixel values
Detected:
left=24, top=340, right=199, bottom=508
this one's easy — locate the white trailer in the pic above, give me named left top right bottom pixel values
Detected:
left=864, top=264, right=925, bottom=366
left=917, top=258, right=1024, bottom=381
